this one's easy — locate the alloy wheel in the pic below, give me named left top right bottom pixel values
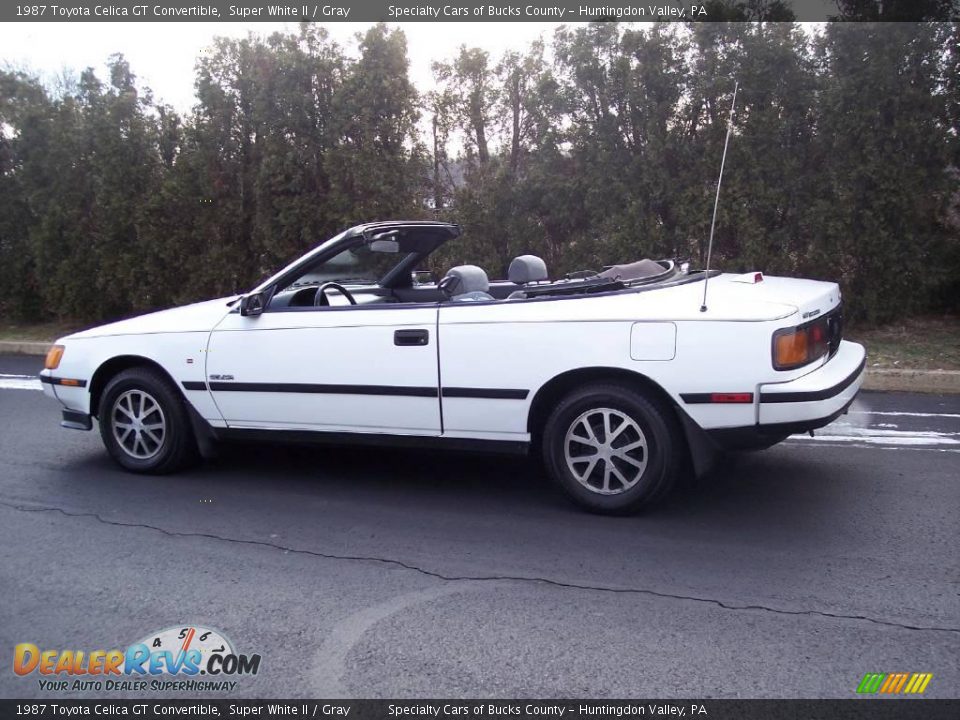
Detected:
left=563, top=408, right=648, bottom=495
left=111, top=389, right=166, bottom=460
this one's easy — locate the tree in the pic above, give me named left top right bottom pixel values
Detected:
left=433, top=47, right=495, bottom=166
left=1, top=22, right=957, bottom=326
left=0, top=71, right=48, bottom=319
left=328, top=24, right=425, bottom=222
left=809, top=22, right=955, bottom=322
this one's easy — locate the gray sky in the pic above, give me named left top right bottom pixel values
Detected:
left=0, top=22, right=573, bottom=111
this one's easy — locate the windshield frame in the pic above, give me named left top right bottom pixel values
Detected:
left=249, top=221, right=461, bottom=298
left=281, top=245, right=419, bottom=291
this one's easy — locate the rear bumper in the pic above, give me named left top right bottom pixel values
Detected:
left=708, top=340, right=866, bottom=451
left=758, top=340, right=865, bottom=423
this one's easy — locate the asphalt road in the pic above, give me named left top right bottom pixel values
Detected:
left=0, top=354, right=957, bottom=699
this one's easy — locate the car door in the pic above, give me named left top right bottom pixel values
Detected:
left=437, top=300, right=543, bottom=442
left=205, top=304, right=441, bottom=435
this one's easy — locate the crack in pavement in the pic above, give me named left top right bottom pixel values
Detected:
left=3, top=499, right=958, bottom=636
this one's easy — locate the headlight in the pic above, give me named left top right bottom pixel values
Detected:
left=772, top=319, right=829, bottom=370
left=44, top=345, right=65, bottom=370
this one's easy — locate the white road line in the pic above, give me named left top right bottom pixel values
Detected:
left=787, top=414, right=960, bottom=450
left=785, top=440, right=960, bottom=453
left=0, top=378, right=42, bottom=391
left=791, top=433, right=960, bottom=446
left=821, top=424, right=960, bottom=439
left=849, top=410, right=960, bottom=419
left=312, top=581, right=482, bottom=697
left=0, top=373, right=37, bottom=379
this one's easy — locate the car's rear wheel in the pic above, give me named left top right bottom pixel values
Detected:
left=542, top=383, right=681, bottom=514
left=99, top=367, right=199, bottom=474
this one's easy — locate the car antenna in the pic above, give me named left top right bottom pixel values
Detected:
left=700, top=80, right=739, bottom=313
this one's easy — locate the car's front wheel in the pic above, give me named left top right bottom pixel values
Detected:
left=99, top=367, right=199, bottom=474
left=542, top=383, right=682, bottom=514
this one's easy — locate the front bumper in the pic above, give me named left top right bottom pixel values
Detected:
left=39, top=370, right=93, bottom=430
left=61, top=409, right=93, bottom=431
left=708, top=340, right=866, bottom=451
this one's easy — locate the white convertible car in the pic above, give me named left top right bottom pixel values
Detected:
left=41, top=221, right=865, bottom=513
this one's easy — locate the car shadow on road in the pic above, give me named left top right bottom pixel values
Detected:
left=53, top=438, right=837, bottom=540
left=211, top=439, right=558, bottom=506
left=206, top=440, right=833, bottom=529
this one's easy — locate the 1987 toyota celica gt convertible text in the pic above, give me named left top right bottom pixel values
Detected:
left=40, top=221, right=865, bottom=513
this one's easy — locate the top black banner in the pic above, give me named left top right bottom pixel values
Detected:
left=2, top=0, right=958, bottom=23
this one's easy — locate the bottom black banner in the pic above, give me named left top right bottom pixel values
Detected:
left=2, top=700, right=959, bottom=720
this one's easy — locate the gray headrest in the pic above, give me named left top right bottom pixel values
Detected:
left=508, top=255, right=548, bottom=284
left=443, top=265, right=489, bottom=295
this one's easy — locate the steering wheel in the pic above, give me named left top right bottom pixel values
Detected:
left=313, top=282, right=357, bottom=307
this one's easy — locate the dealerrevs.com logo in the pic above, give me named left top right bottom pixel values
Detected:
left=13, top=625, right=261, bottom=693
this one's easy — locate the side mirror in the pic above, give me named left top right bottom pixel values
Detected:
left=239, top=292, right=266, bottom=317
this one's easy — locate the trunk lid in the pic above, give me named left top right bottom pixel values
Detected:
left=705, top=274, right=842, bottom=322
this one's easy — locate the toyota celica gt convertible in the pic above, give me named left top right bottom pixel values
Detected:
left=40, top=221, right=865, bottom=513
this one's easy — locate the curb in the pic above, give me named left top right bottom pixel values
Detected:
left=0, top=341, right=51, bottom=356
left=2, top=340, right=959, bottom=394
left=861, top=368, right=960, bottom=395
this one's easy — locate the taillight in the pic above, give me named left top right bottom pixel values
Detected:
left=772, top=318, right=830, bottom=370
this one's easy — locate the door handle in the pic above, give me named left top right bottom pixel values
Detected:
left=394, top=329, right=429, bottom=346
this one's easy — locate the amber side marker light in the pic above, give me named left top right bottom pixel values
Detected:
left=44, top=345, right=65, bottom=370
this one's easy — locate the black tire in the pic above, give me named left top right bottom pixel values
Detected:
left=541, top=383, right=683, bottom=514
left=98, top=366, right=199, bottom=474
